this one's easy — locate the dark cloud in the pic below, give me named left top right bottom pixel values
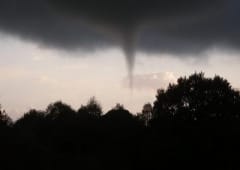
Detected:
left=0, top=0, right=240, bottom=74
left=0, top=0, right=113, bottom=49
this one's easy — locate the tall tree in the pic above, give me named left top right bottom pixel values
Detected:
left=46, top=101, right=76, bottom=121
left=153, top=72, right=240, bottom=120
left=0, top=105, right=12, bottom=127
left=78, top=97, right=102, bottom=118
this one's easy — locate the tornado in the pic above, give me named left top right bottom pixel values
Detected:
left=122, top=29, right=136, bottom=88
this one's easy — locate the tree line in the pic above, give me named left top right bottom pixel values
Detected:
left=1, top=72, right=240, bottom=170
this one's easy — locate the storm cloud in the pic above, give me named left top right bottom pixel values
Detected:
left=0, top=0, right=240, bottom=74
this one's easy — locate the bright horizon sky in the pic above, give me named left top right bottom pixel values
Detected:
left=1, top=33, right=240, bottom=120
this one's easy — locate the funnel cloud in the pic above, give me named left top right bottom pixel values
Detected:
left=0, top=0, right=240, bottom=75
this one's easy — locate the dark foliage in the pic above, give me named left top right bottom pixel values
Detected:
left=1, top=73, right=240, bottom=170
left=153, top=72, right=240, bottom=120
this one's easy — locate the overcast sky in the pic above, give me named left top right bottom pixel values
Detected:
left=1, top=0, right=240, bottom=119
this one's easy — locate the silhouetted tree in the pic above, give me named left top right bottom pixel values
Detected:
left=14, top=109, right=47, bottom=149
left=78, top=97, right=102, bottom=118
left=137, top=103, right=153, bottom=126
left=102, top=105, right=143, bottom=169
left=153, top=72, right=240, bottom=121
left=14, top=109, right=46, bottom=132
left=0, top=105, right=13, bottom=169
left=0, top=105, right=12, bottom=127
left=46, top=101, right=76, bottom=121
left=112, top=103, right=125, bottom=110
left=104, top=104, right=141, bottom=130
